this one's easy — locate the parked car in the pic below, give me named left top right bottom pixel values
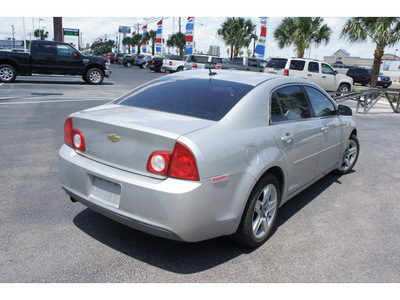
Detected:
left=265, top=58, right=353, bottom=93
left=116, top=53, right=127, bottom=64
left=134, top=54, right=152, bottom=69
left=59, top=70, right=359, bottom=248
left=346, top=67, right=392, bottom=88
left=206, top=57, right=267, bottom=72
left=231, top=56, right=268, bottom=72
left=122, top=54, right=137, bottom=67
left=0, top=40, right=111, bottom=84
left=101, top=52, right=116, bottom=63
left=148, top=56, right=167, bottom=73
left=162, top=55, right=187, bottom=73
left=184, top=54, right=218, bottom=70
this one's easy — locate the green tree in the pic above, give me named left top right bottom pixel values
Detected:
left=132, top=33, right=143, bottom=54
left=340, top=17, right=400, bottom=87
left=34, top=29, right=49, bottom=40
left=90, top=40, right=115, bottom=55
left=274, top=17, right=331, bottom=58
left=122, top=36, right=133, bottom=54
left=147, top=30, right=157, bottom=55
left=217, top=17, right=256, bottom=60
left=166, top=32, right=186, bottom=56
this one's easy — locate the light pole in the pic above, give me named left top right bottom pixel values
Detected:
left=38, top=18, right=43, bottom=40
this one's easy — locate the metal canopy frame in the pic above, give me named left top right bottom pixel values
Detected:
left=330, top=88, right=400, bottom=114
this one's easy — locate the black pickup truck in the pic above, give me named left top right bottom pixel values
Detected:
left=0, top=40, right=111, bottom=84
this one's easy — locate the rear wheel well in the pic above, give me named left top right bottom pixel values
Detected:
left=0, top=59, right=18, bottom=73
left=257, top=166, right=285, bottom=200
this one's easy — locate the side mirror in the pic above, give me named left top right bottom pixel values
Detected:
left=338, top=104, right=352, bottom=116
left=334, top=70, right=338, bottom=75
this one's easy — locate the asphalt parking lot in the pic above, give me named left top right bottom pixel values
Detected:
left=0, top=64, right=399, bottom=283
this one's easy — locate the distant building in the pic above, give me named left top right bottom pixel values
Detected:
left=208, top=45, right=220, bottom=56
left=382, top=53, right=400, bottom=61
left=0, top=40, right=24, bottom=50
left=324, top=49, right=373, bottom=68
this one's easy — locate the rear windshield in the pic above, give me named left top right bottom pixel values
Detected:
left=266, top=58, right=288, bottom=69
left=116, top=77, right=253, bottom=121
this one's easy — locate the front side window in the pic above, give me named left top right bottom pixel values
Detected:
left=304, top=86, right=336, bottom=117
left=56, top=44, right=75, bottom=56
left=321, top=63, right=335, bottom=74
left=273, top=85, right=311, bottom=121
left=248, top=59, right=258, bottom=67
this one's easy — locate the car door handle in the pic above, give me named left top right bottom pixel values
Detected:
left=321, top=126, right=329, bottom=132
left=281, top=134, right=293, bottom=143
left=322, top=76, right=327, bottom=79
left=307, top=74, right=312, bottom=77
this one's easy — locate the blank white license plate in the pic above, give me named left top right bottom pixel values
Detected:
left=90, top=176, right=121, bottom=208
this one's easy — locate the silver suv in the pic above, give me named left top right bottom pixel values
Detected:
left=265, top=58, right=353, bottom=93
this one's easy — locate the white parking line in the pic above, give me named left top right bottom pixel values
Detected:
left=0, top=83, right=4, bottom=87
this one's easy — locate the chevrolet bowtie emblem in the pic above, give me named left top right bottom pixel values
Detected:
left=107, top=134, right=121, bottom=143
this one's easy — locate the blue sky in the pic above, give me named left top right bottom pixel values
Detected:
left=1, top=1, right=399, bottom=60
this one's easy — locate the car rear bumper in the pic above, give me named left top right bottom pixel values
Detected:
left=59, top=145, right=251, bottom=242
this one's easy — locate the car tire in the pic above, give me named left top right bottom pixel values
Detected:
left=140, top=63, right=147, bottom=69
left=338, top=83, right=350, bottom=94
left=85, top=68, right=104, bottom=85
left=333, top=134, right=360, bottom=175
left=125, top=61, right=132, bottom=67
left=177, top=66, right=184, bottom=72
left=232, top=173, right=280, bottom=248
left=0, top=64, right=17, bottom=83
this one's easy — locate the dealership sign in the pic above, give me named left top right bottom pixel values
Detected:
left=63, top=28, right=79, bottom=36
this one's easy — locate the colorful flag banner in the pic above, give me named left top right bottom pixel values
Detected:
left=156, top=19, right=163, bottom=53
left=185, top=17, right=195, bottom=54
left=142, top=25, right=147, bottom=53
left=255, top=17, right=267, bottom=58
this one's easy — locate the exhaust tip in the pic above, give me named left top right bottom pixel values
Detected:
left=70, top=197, right=78, bottom=203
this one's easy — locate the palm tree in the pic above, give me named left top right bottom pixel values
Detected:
left=274, top=17, right=331, bottom=58
left=340, top=17, right=400, bottom=87
left=34, top=29, right=49, bottom=40
left=122, top=36, right=133, bottom=54
left=217, top=17, right=256, bottom=60
left=131, top=34, right=142, bottom=54
left=147, top=30, right=157, bottom=55
left=166, top=32, right=186, bottom=56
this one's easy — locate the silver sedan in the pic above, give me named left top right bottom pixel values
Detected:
left=59, top=70, right=359, bottom=247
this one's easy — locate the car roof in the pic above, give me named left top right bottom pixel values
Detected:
left=165, top=69, right=311, bottom=87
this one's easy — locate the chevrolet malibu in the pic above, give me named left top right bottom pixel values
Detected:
left=59, top=70, right=359, bottom=247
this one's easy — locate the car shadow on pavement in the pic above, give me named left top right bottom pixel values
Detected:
left=13, top=79, right=113, bottom=85
left=72, top=172, right=346, bottom=274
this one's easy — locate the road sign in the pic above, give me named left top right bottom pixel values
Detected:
left=63, top=28, right=79, bottom=36
left=119, top=26, right=131, bottom=34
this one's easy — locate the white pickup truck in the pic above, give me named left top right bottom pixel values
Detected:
left=161, top=55, right=187, bottom=73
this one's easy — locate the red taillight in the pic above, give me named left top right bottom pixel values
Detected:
left=169, top=61, right=172, bottom=66
left=193, top=63, right=197, bottom=69
left=283, top=69, right=289, bottom=76
left=216, top=65, right=222, bottom=70
left=64, top=117, right=85, bottom=152
left=169, top=142, right=199, bottom=181
left=64, top=118, right=74, bottom=148
left=152, top=60, right=155, bottom=63
left=146, top=142, right=199, bottom=181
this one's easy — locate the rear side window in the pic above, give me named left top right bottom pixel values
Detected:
left=266, top=58, right=287, bottom=69
left=35, top=43, right=53, bottom=55
left=271, top=85, right=311, bottom=121
left=192, top=56, right=209, bottom=63
left=248, top=59, right=258, bottom=67
left=308, top=62, right=319, bottom=73
left=289, top=60, right=305, bottom=71
left=231, top=57, right=244, bottom=65
left=117, top=78, right=253, bottom=121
